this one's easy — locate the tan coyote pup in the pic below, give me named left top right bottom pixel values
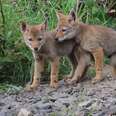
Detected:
left=55, top=10, right=116, bottom=84
left=20, top=21, right=79, bottom=90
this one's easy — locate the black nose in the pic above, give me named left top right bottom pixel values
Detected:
left=34, top=47, right=38, bottom=51
left=55, top=37, right=58, bottom=41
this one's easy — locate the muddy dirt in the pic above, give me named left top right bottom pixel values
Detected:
left=0, top=65, right=116, bottom=116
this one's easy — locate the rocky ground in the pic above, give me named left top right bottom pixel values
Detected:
left=0, top=65, right=116, bottom=116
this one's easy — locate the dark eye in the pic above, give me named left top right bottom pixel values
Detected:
left=29, top=38, right=32, bottom=41
left=56, top=28, right=59, bottom=32
left=37, top=37, right=42, bottom=41
left=62, top=28, right=67, bottom=32
left=68, top=19, right=72, bottom=23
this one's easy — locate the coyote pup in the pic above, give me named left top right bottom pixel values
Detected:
left=55, top=10, right=116, bottom=84
left=20, top=21, right=78, bottom=90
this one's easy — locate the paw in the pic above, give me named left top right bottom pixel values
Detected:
left=50, top=81, right=58, bottom=88
left=66, top=78, right=78, bottom=85
left=112, top=76, right=116, bottom=80
left=63, top=75, right=72, bottom=81
left=24, top=83, right=39, bottom=91
left=112, top=77, right=116, bottom=80
left=92, top=77, right=103, bottom=84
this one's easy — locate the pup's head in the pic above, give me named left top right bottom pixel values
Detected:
left=55, top=10, right=78, bottom=42
left=20, top=21, right=47, bottom=53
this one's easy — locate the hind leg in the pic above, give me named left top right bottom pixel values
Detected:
left=65, top=52, right=78, bottom=79
left=112, top=66, right=116, bottom=79
left=67, top=51, right=91, bottom=85
left=64, top=46, right=79, bottom=80
left=110, top=54, right=116, bottom=79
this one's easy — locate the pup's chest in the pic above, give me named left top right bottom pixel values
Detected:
left=36, top=49, right=57, bottom=61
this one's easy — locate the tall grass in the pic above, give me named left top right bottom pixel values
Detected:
left=0, top=0, right=116, bottom=87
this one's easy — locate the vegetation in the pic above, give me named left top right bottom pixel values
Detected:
left=0, top=0, right=116, bottom=90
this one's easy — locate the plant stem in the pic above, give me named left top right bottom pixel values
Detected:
left=0, top=0, right=5, bottom=34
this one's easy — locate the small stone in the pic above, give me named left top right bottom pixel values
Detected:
left=78, top=100, right=93, bottom=108
left=40, top=109, right=53, bottom=113
left=65, top=88, right=73, bottom=94
left=51, top=92, right=68, bottom=99
left=64, top=103, right=70, bottom=107
left=0, top=112, right=6, bottom=116
left=87, top=91, right=95, bottom=96
left=42, top=97, right=50, bottom=103
left=0, top=102, right=5, bottom=107
left=18, top=108, right=33, bottom=116
left=87, top=101, right=103, bottom=111
left=75, top=111, right=87, bottom=116
left=39, top=103, right=52, bottom=110
left=49, top=97, right=56, bottom=102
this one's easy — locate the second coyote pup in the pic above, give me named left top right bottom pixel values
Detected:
left=55, top=10, right=116, bottom=84
left=20, top=21, right=78, bottom=90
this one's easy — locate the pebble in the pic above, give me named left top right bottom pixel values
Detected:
left=18, top=108, right=33, bottom=116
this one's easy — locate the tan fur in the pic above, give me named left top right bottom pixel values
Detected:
left=50, top=57, right=59, bottom=88
left=112, top=66, right=116, bottom=79
left=30, top=56, right=44, bottom=89
left=56, top=11, right=116, bottom=84
left=21, top=22, right=78, bottom=90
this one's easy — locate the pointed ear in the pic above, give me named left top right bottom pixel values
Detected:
left=69, top=9, right=76, bottom=22
left=41, top=19, right=48, bottom=31
left=56, top=11, right=64, bottom=21
left=20, top=22, right=28, bottom=32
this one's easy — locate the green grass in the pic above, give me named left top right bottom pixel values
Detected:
left=0, top=0, right=116, bottom=91
left=0, top=83, right=22, bottom=93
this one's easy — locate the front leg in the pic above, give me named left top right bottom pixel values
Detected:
left=92, top=47, right=104, bottom=84
left=50, top=57, right=60, bottom=88
left=26, top=56, right=44, bottom=90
